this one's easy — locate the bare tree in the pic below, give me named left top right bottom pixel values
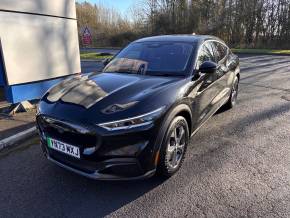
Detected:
left=76, top=0, right=290, bottom=48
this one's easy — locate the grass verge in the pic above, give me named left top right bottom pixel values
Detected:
left=80, top=52, right=113, bottom=60
left=232, top=48, right=290, bottom=55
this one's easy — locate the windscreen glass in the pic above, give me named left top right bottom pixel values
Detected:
left=103, top=42, right=194, bottom=76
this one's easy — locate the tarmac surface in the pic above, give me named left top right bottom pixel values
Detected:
left=1, top=54, right=290, bottom=217
left=0, top=111, right=35, bottom=140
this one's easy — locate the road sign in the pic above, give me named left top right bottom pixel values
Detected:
left=82, top=26, right=92, bottom=45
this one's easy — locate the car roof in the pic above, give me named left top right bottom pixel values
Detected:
left=134, top=34, right=222, bottom=44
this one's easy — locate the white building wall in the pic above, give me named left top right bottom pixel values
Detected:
left=0, top=0, right=80, bottom=85
left=0, top=0, right=76, bottom=19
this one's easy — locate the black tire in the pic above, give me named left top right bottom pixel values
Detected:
left=224, top=76, right=239, bottom=109
left=157, top=116, right=189, bottom=177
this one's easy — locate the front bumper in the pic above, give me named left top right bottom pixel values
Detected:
left=47, top=154, right=156, bottom=180
left=37, top=115, right=161, bottom=180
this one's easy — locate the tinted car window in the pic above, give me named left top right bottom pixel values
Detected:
left=103, top=42, right=194, bottom=76
left=214, top=42, right=228, bottom=62
left=196, top=41, right=215, bottom=68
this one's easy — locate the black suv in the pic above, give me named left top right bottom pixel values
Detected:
left=36, top=35, right=240, bottom=180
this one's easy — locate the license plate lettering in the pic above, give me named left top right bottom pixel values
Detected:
left=66, top=146, right=71, bottom=153
left=47, top=138, right=80, bottom=159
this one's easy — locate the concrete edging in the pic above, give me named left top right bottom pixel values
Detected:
left=0, top=126, right=37, bottom=151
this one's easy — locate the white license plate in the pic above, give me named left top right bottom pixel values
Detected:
left=47, top=137, right=80, bottom=159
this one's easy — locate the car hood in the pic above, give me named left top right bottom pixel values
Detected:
left=45, top=72, right=179, bottom=110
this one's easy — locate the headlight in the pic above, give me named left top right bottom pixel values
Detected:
left=98, top=107, right=165, bottom=131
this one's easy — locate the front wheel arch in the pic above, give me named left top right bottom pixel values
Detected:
left=153, top=104, right=192, bottom=166
left=157, top=116, right=190, bottom=177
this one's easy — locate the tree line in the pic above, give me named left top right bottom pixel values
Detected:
left=76, top=2, right=137, bottom=47
left=77, top=0, right=290, bottom=49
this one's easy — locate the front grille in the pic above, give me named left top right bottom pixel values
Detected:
left=37, top=115, right=98, bottom=148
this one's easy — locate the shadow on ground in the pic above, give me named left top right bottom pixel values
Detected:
left=0, top=140, right=166, bottom=217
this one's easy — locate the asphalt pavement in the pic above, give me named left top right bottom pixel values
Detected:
left=1, top=55, right=290, bottom=217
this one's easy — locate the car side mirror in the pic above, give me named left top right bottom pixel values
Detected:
left=199, top=61, right=217, bottom=74
left=102, top=58, right=111, bottom=66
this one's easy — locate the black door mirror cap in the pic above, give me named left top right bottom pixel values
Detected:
left=199, top=61, right=217, bottom=74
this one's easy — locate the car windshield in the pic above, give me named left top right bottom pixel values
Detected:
left=103, top=42, right=194, bottom=76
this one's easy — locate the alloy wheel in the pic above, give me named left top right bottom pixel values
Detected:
left=166, top=124, right=186, bottom=169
